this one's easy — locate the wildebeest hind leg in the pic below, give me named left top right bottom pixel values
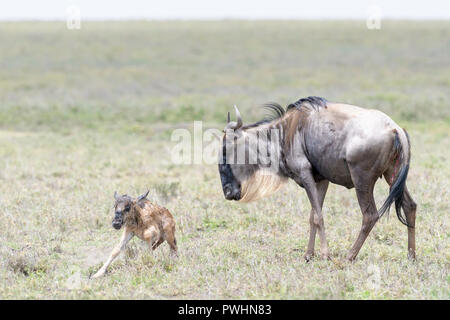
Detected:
left=383, top=169, right=417, bottom=260
left=162, top=222, right=178, bottom=257
left=165, top=234, right=178, bottom=257
left=401, top=186, right=417, bottom=260
left=346, top=170, right=378, bottom=261
left=144, top=226, right=160, bottom=252
left=152, top=239, right=164, bottom=250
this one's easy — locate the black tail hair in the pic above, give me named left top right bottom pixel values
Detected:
left=378, top=130, right=412, bottom=227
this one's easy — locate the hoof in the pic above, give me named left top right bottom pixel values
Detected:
left=321, top=250, right=331, bottom=260
left=346, top=250, right=358, bottom=262
left=322, top=254, right=331, bottom=261
left=304, top=253, right=314, bottom=262
left=407, top=252, right=416, bottom=261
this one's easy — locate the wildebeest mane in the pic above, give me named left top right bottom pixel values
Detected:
left=286, top=96, right=328, bottom=112
left=235, top=96, right=329, bottom=202
left=243, top=96, right=327, bottom=130
left=263, top=102, right=286, bottom=120
left=242, top=102, right=286, bottom=129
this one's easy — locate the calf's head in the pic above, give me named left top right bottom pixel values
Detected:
left=112, top=190, right=149, bottom=229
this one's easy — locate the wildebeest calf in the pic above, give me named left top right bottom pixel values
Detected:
left=91, top=190, right=177, bottom=279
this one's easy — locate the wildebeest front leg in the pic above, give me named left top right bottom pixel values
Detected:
left=304, top=180, right=329, bottom=261
left=91, top=229, right=134, bottom=279
left=298, top=170, right=330, bottom=260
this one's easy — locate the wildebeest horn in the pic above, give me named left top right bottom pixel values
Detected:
left=114, top=191, right=119, bottom=200
left=234, top=105, right=243, bottom=130
left=137, top=190, right=150, bottom=202
left=225, top=105, right=243, bottom=131
left=227, top=112, right=230, bottom=124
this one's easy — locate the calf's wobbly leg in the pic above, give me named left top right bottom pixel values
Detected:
left=91, top=230, right=133, bottom=279
left=164, top=224, right=178, bottom=257
left=144, top=226, right=161, bottom=252
left=166, top=235, right=178, bottom=257
left=152, top=239, right=164, bottom=250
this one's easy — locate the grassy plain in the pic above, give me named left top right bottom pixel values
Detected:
left=0, top=21, right=448, bottom=299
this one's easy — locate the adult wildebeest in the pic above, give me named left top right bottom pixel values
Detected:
left=219, top=96, right=417, bottom=261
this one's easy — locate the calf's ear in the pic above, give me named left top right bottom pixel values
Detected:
left=137, top=190, right=150, bottom=202
left=114, top=191, right=119, bottom=201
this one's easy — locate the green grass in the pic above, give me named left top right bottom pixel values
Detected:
left=0, top=21, right=448, bottom=299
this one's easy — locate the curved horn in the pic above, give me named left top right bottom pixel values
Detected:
left=137, top=190, right=150, bottom=202
left=234, top=105, right=243, bottom=130
left=114, top=191, right=119, bottom=201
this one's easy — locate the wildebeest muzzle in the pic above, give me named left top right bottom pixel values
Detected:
left=112, top=212, right=123, bottom=230
left=222, top=183, right=241, bottom=201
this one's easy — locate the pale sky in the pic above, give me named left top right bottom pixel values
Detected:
left=0, top=0, right=449, bottom=20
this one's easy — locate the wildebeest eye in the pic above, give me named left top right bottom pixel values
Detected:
left=125, top=205, right=130, bottom=212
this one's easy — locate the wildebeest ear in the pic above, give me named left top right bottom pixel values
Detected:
left=137, top=190, right=150, bottom=202
left=114, top=191, right=119, bottom=201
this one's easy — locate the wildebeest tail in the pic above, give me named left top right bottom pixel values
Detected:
left=378, top=129, right=411, bottom=227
